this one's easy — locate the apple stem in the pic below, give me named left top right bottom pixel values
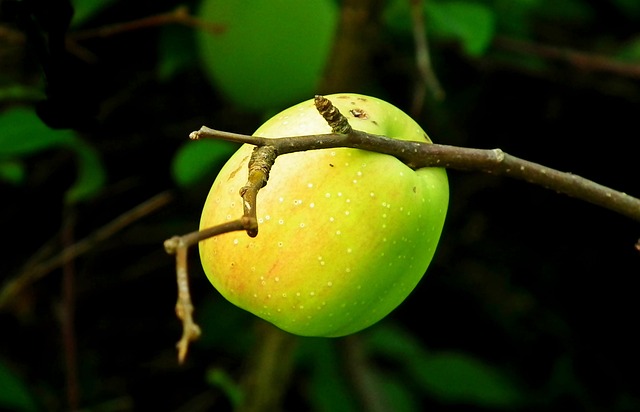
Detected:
left=314, top=95, right=353, bottom=134
left=240, top=146, right=278, bottom=237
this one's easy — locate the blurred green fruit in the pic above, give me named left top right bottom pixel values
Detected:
left=196, top=0, right=338, bottom=111
left=200, top=93, right=448, bottom=336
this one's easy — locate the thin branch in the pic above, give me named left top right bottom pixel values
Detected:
left=164, top=218, right=254, bottom=364
left=168, top=95, right=639, bottom=362
left=61, top=205, right=79, bottom=411
left=190, top=126, right=640, bottom=223
left=494, top=36, right=640, bottom=79
left=69, top=6, right=224, bottom=42
left=409, top=0, right=444, bottom=114
left=237, top=322, right=298, bottom=412
left=342, top=335, right=391, bottom=412
left=0, top=191, right=174, bottom=311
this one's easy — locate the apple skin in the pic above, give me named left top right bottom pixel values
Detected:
left=199, top=93, right=448, bottom=337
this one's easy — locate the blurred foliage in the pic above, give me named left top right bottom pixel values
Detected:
left=196, top=0, right=338, bottom=112
left=0, top=359, right=37, bottom=411
left=1, top=0, right=639, bottom=411
left=0, top=108, right=105, bottom=203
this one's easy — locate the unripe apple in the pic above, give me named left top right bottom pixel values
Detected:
left=199, top=93, right=448, bottom=337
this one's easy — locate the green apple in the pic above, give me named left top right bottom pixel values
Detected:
left=199, top=93, right=448, bottom=337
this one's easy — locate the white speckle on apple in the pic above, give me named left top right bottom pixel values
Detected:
left=275, top=276, right=280, bottom=282
left=265, top=215, right=271, bottom=220
left=278, top=219, right=284, bottom=224
left=299, top=222, right=306, bottom=228
left=309, top=202, right=315, bottom=208
left=277, top=241, right=284, bottom=247
left=233, top=238, right=239, bottom=245
left=325, top=193, right=331, bottom=198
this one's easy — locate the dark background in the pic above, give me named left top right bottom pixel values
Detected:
left=1, top=0, right=639, bottom=411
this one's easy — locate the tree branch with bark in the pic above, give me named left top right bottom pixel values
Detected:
left=164, top=95, right=639, bottom=364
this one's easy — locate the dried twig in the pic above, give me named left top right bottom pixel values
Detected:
left=189, top=128, right=640, bottom=223
left=163, top=144, right=281, bottom=363
left=409, top=0, right=444, bottom=114
left=166, top=95, right=639, bottom=363
left=0, top=191, right=174, bottom=311
left=69, top=6, right=224, bottom=42
left=493, top=36, right=640, bottom=79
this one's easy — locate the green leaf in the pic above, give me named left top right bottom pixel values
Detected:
left=0, top=360, right=38, bottom=411
left=376, top=371, right=420, bottom=412
left=171, top=139, right=239, bottom=188
left=297, top=339, right=359, bottom=412
left=617, top=37, right=640, bottom=62
left=427, top=1, right=496, bottom=56
left=410, top=352, right=524, bottom=407
left=366, top=324, right=525, bottom=408
left=206, top=368, right=244, bottom=408
left=0, top=108, right=106, bottom=203
left=71, top=0, right=120, bottom=27
left=0, top=159, right=26, bottom=184
left=196, top=0, right=339, bottom=112
left=63, top=140, right=106, bottom=204
left=157, top=25, right=199, bottom=81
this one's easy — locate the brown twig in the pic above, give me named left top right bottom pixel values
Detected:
left=237, top=322, right=298, bottom=412
left=318, top=0, right=383, bottom=94
left=61, top=205, right=79, bottom=411
left=164, top=218, right=256, bottom=364
left=69, top=6, right=224, bottom=42
left=164, top=146, right=278, bottom=363
left=409, top=0, right=444, bottom=114
left=190, top=126, right=640, bottom=223
left=342, top=335, right=391, bottom=412
left=493, top=36, right=640, bottom=79
left=0, top=191, right=174, bottom=311
left=169, top=95, right=639, bottom=362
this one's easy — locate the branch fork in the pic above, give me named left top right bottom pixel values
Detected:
left=166, top=95, right=640, bottom=363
